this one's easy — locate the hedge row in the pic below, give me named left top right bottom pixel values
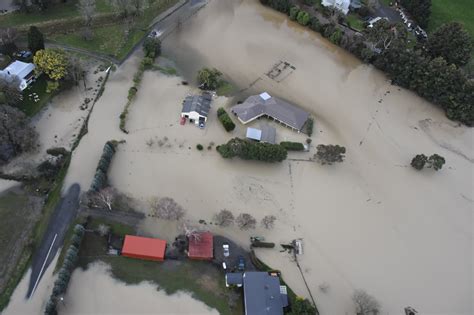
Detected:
left=217, top=107, right=235, bottom=132
left=89, top=141, right=117, bottom=192
left=280, top=141, right=305, bottom=151
left=217, top=138, right=287, bottom=162
left=44, top=225, right=85, bottom=315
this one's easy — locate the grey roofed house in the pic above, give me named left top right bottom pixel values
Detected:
left=246, top=125, right=276, bottom=144
left=225, top=272, right=243, bottom=287
left=181, top=93, right=212, bottom=121
left=243, top=272, right=288, bottom=315
left=231, top=92, right=309, bottom=131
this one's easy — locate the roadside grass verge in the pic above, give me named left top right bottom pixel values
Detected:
left=76, top=217, right=242, bottom=315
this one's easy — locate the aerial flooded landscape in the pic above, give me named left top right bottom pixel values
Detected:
left=0, top=0, right=472, bottom=314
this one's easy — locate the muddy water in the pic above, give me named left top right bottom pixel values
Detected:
left=58, top=262, right=218, bottom=315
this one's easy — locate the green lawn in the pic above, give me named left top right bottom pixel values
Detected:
left=346, top=14, right=365, bottom=31
left=428, top=0, right=474, bottom=36
left=76, top=218, right=243, bottom=315
left=216, top=81, right=234, bottom=97
left=50, top=0, right=178, bottom=60
left=0, top=0, right=113, bottom=28
left=19, top=76, right=51, bottom=117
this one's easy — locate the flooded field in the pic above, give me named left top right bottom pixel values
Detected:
left=7, top=0, right=472, bottom=314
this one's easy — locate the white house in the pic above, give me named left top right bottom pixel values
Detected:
left=0, top=60, right=36, bottom=91
left=181, top=94, right=212, bottom=125
left=321, top=0, right=361, bottom=15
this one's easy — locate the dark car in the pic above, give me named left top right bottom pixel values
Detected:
left=237, top=255, right=245, bottom=271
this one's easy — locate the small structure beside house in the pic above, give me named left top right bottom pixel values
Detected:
left=0, top=60, right=36, bottom=91
left=321, top=0, right=360, bottom=14
left=188, top=231, right=214, bottom=260
left=246, top=125, right=276, bottom=144
left=231, top=92, right=309, bottom=132
left=225, top=271, right=289, bottom=315
left=121, top=235, right=166, bottom=261
left=181, top=93, right=212, bottom=126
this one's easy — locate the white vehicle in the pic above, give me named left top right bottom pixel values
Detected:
left=223, top=243, right=230, bottom=257
left=222, top=262, right=227, bottom=270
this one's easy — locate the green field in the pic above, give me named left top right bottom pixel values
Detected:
left=428, top=0, right=474, bottom=36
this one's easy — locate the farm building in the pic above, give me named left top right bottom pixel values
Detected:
left=0, top=60, right=36, bottom=91
left=122, top=235, right=166, bottom=261
left=188, top=231, right=213, bottom=260
left=225, top=272, right=288, bottom=315
left=231, top=92, right=309, bottom=132
left=181, top=93, right=212, bottom=125
left=246, top=125, right=276, bottom=144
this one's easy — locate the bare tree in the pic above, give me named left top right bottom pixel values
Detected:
left=236, top=213, right=256, bottom=230
left=180, top=222, right=200, bottom=239
left=261, top=215, right=276, bottom=229
left=150, top=197, right=185, bottom=220
left=0, top=27, right=19, bottom=56
left=352, top=289, right=380, bottom=315
left=66, top=55, right=84, bottom=85
left=0, top=75, right=22, bottom=106
left=109, top=0, right=132, bottom=17
left=77, top=0, right=96, bottom=40
left=129, top=0, right=148, bottom=16
left=97, top=224, right=110, bottom=236
left=213, top=209, right=234, bottom=227
left=92, top=187, right=117, bottom=210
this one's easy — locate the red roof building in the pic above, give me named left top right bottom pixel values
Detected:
left=122, top=235, right=166, bottom=261
left=188, top=232, right=213, bottom=260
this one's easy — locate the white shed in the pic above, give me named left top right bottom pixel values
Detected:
left=0, top=60, right=36, bottom=91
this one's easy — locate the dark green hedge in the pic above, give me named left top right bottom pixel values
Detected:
left=217, top=138, right=287, bottom=162
left=217, top=107, right=235, bottom=132
left=280, top=141, right=305, bottom=151
left=89, top=141, right=117, bottom=192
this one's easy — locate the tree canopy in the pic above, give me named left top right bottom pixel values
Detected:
left=400, top=0, right=431, bottom=28
left=426, top=22, right=472, bottom=67
left=34, top=49, right=69, bottom=81
left=28, top=26, right=45, bottom=54
left=197, top=67, right=222, bottom=90
left=217, top=138, right=288, bottom=162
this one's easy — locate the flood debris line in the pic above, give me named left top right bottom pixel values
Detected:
left=120, top=39, right=162, bottom=133
left=43, top=224, right=85, bottom=315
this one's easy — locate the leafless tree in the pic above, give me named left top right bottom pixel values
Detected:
left=129, top=0, right=148, bottom=16
left=150, top=197, right=185, bottom=220
left=92, top=187, right=117, bottom=210
left=97, top=224, right=110, bottom=236
left=352, top=289, right=381, bottom=315
left=0, top=28, right=18, bottom=46
left=66, top=55, right=84, bottom=85
left=109, top=0, right=132, bottom=17
left=180, top=222, right=200, bottom=239
left=77, top=0, right=96, bottom=40
left=0, top=75, right=22, bottom=106
left=261, top=215, right=276, bottom=229
left=213, top=209, right=234, bottom=227
left=236, top=213, right=256, bottom=230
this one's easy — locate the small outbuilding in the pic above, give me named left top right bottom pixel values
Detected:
left=181, top=93, right=212, bottom=125
left=122, top=235, right=166, bottom=261
left=188, top=231, right=213, bottom=260
left=0, top=60, right=36, bottom=91
left=246, top=125, right=276, bottom=144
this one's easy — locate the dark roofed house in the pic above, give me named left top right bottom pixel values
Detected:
left=242, top=272, right=288, bottom=315
left=181, top=93, right=212, bottom=125
left=188, top=231, right=213, bottom=260
left=231, top=92, right=309, bottom=132
left=246, top=125, right=276, bottom=144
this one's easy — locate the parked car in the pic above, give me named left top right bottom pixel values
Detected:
left=223, top=243, right=230, bottom=257
left=237, top=255, right=245, bottom=271
left=199, top=121, right=205, bottom=129
left=222, top=262, right=227, bottom=270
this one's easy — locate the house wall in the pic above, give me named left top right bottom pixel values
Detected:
left=181, top=111, right=207, bottom=122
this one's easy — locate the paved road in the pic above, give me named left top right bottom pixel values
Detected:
left=27, top=184, right=80, bottom=298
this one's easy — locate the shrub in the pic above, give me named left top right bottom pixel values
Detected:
left=217, top=138, right=288, bottom=162
left=280, top=141, right=305, bottom=151
left=236, top=213, right=257, bottom=230
left=197, top=68, right=222, bottom=90
left=196, top=144, right=203, bottom=150
left=89, top=141, right=117, bottom=192
left=329, top=28, right=343, bottom=45
left=128, top=86, right=137, bottom=101
left=46, top=147, right=69, bottom=156
left=427, top=154, right=445, bottom=171
left=296, top=10, right=310, bottom=26
left=214, top=209, right=235, bottom=227
left=411, top=154, right=428, bottom=170
left=217, top=108, right=236, bottom=132
left=289, top=6, right=299, bottom=20
left=143, top=37, right=161, bottom=59
left=141, top=57, right=154, bottom=69
left=304, top=117, right=314, bottom=136
left=315, top=144, right=346, bottom=165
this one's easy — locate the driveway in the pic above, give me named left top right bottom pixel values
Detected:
left=27, top=184, right=80, bottom=298
left=374, top=2, right=402, bottom=22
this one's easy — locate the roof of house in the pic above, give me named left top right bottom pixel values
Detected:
left=230, top=92, right=309, bottom=130
left=122, top=235, right=166, bottom=261
left=246, top=127, right=262, bottom=141
left=188, top=231, right=213, bottom=260
left=321, top=0, right=350, bottom=14
left=226, top=272, right=243, bottom=286
left=243, top=272, right=286, bottom=315
left=182, top=94, right=211, bottom=117
left=246, top=126, right=276, bottom=144
left=1, top=60, right=35, bottom=80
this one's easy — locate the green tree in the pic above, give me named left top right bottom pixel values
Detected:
left=142, top=37, right=161, bottom=59
left=32, top=0, right=51, bottom=11
left=197, top=67, right=222, bottom=90
left=28, top=26, right=45, bottom=54
left=34, top=49, right=69, bottom=81
left=289, top=6, right=299, bottom=20
left=288, top=297, right=317, bottom=315
left=426, top=22, right=472, bottom=67
left=400, top=0, right=431, bottom=28
left=411, top=154, right=427, bottom=170
left=427, top=154, right=445, bottom=171
left=296, top=10, right=310, bottom=26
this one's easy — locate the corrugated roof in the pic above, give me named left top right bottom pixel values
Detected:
left=260, top=125, right=276, bottom=144
left=246, top=127, right=262, bottom=141
left=182, top=95, right=211, bottom=117
left=243, top=272, right=285, bottom=315
left=188, top=231, right=213, bottom=260
left=2, top=61, right=35, bottom=80
left=231, top=93, right=309, bottom=130
left=122, top=235, right=166, bottom=261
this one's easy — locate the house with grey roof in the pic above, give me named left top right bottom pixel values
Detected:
left=225, top=271, right=289, bottom=315
left=246, top=125, right=276, bottom=144
left=181, top=93, right=212, bottom=125
left=231, top=92, right=309, bottom=132
left=0, top=60, right=36, bottom=91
